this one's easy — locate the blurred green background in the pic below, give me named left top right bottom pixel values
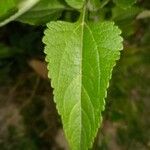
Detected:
left=0, top=0, right=150, bottom=150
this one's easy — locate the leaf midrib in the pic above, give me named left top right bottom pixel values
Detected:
left=79, top=5, right=86, bottom=149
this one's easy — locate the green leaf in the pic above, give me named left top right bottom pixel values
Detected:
left=0, top=0, right=19, bottom=14
left=17, top=0, right=67, bottom=25
left=112, top=6, right=141, bottom=37
left=112, top=6, right=141, bottom=21
left=43, top=8, right=123, bottom=150
left=0, top=0, right=19, bottom=21
left=65, top=0, right=85, bottom=9
left=0, top=0, right=40, bottom=27
left=114, top=0, right=137, bottom=9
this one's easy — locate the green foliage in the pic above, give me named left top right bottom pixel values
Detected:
left=112, top=6, right=141, bottom=37
left=0, top=0, right=40, bottom=26
left=0, top=0, right=19, bottom=21
left=43, top=7, right=123, bottom=148
left=2, top=0, right=149, bottom=150
left=17, top=0, right=67, bottom=25
left=65, top=0, right=85, bottom=9
left=114, top=0, right=137, bottom=9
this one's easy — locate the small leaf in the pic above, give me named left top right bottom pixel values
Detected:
left=65, top=0, right=85, bottom=9
left=43, top=15, right=123, bottom=149
left=17, top=0, right=67, bottom=25
left=114, top=0, right=137, bottom=9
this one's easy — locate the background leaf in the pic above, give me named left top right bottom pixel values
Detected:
left=112, top=6, right=141, bottom=37
left=43, top=20, right=123, bottom=149
left=65, top=0, right=85, bottom=9
left=17, top=0, right=67, bottom=25
left=0, top=0, right=20, bottom=21
left=0, top=0, right=40, bottom=27
left=114, top=0, right=137, bottom=9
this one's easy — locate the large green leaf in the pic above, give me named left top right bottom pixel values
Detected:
left=17, top=0, right=67, bottom=25
left=43, top=8, right=123, bottom=150
left=65, top=0, right=85, bottom=9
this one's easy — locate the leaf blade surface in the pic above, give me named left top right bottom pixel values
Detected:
left=114, top=0, right=137, bottom=8
left=65, top=0, right=85, bottom=9
left=17, top=0, right=66, bottom=25
left=43, top=20, right=123, bottom=150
